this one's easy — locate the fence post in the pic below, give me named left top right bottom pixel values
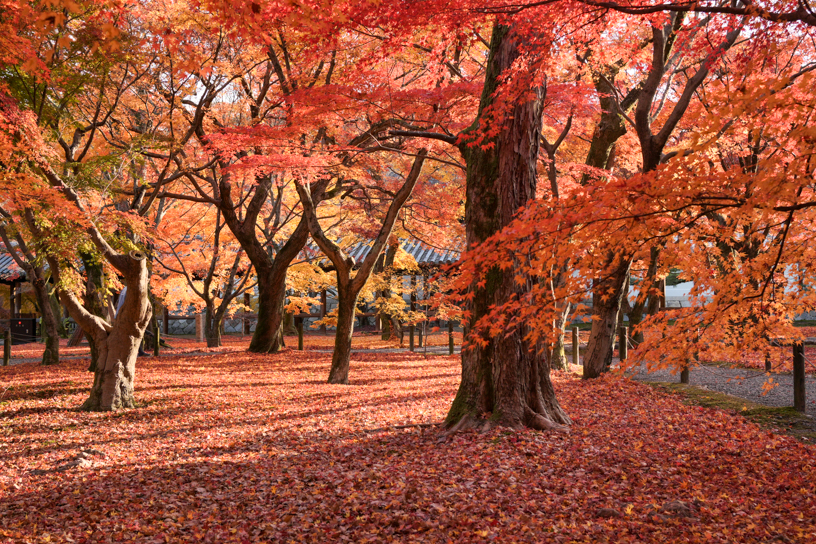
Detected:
left=618, top=326, right=628, bottom=362
left=448, top=321, right=454, bottom=355
left=572, top=327, right=580, bottom=366
left=793, top=342, right=806, bottom=412
left=3, top=329, right=10, bottom=366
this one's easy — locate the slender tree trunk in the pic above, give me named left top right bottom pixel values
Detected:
left=31, top=276, right=60, bottom=366
left=80, top=252, right=107, bottom=373
left=583, top=260, right=631, bottom=379
left=445, top=24, right=569, bottom=432
left=327, top=279, right=358, bottom=384
left=549, top=301, right=571, bottom=371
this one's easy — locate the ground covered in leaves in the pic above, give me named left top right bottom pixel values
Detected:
left=5, top=331, right=463, bottom=361
left=1, top=346, right=815, bottom=543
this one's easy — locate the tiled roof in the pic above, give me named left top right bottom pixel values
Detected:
left=305, top=238, right=462, bottom=269
left=0, top=253, right=25, bottom=283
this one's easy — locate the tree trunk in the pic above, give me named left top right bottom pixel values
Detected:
left=248, top=267, right=287, bottom=352
left=78, top=255, right=152, bottom=411
left=31, top=276, right=60, bottom=366
left=80, top=252, right=108, bottom=373
left=582, top=259, right=631, bottom=379
left=205, top=305, right=222, bottom=348
left=548, top=301, right=571, bottom=371
left=445, top=24, right=570, bottom=432
left=327, top=279, right=358, bottom=384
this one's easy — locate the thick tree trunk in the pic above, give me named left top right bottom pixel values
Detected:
left=78, top=254, right=152, bottom=411
left=248, top=267, right=286, bottom=353
left=205, top=306, right=223, bottom=348
left=31, top=276, right=60, bottom=366
left=582, top=260, right=631, bottom=379
left=445, top=24, right=570, bottom=432
left=327, top=279, right=358, bottom=384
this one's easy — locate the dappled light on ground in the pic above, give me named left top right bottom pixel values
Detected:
left=1, top=352, right=814, bottom=543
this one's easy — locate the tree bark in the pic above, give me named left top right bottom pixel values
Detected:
left=205, top=305, right=223, bottom=348
left=249, top=268, right=287, bottom=352
left=74, top=252, right=152, bottom=411
left=32, top=277, right=60, bottom=366
left=444, top=24, right=570, bottom=432
left=582, top=260, right=631, bottom=379
left=327, top=277, right=357, bottom=384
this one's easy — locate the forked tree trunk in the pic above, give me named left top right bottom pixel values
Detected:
left=297, top=154, right=427, bottom=385
left=76, top=252, right=152, bottom=411
left=582, top=259, right=631, bottom=379
left=445, top=24, right=570, bottom=432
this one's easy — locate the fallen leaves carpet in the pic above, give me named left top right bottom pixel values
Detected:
left=1, top=350, right=814, bottom=543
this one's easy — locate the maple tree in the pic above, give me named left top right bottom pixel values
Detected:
left=153, top=202, right=255, bottom=347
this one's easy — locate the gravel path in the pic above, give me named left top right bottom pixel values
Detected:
left=631, top=362, right=816, bottom=418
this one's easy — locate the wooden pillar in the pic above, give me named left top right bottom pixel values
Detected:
left=448, top=320, right=454, bottom=355
left=243, top=292, right=251, bottom=335
left=793, top=342, right=806, bottom=413
left=3, top=329, right=10, bottom=365
left=296, top=316, right=304, bottom=351
left=162, top=306, right=169, bottom=336
left=572, top=327, right=579, bottom=366
left=409, top=275, right=416, bottom=352
left=10, top=282, right=17, bottom=318
left=618, top=326, right=628, bottom=362
left=320, top=290, right=327, bottom=333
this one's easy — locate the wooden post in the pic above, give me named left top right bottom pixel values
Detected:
left=153, top=322, right=160, bottom=356
left=243, top=292, right=251, bottom=335
left=3, top=329, right=10, bottom=365
left=793, top=342, right=806, bottom=412
left=409, top=275, right=416, bottom=352
left=572, top=327, right=579, bottom=366
left=448, top=320, right=454, bottom=355
left=320, top=290, right=327, bottom=333
left=10, top=282, right=16, bottom=318
left=619, top=326, right=628, bottom=362
left=162, top=306, right=169, bottom=336
left=296, top=316, right=304, bottom=351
